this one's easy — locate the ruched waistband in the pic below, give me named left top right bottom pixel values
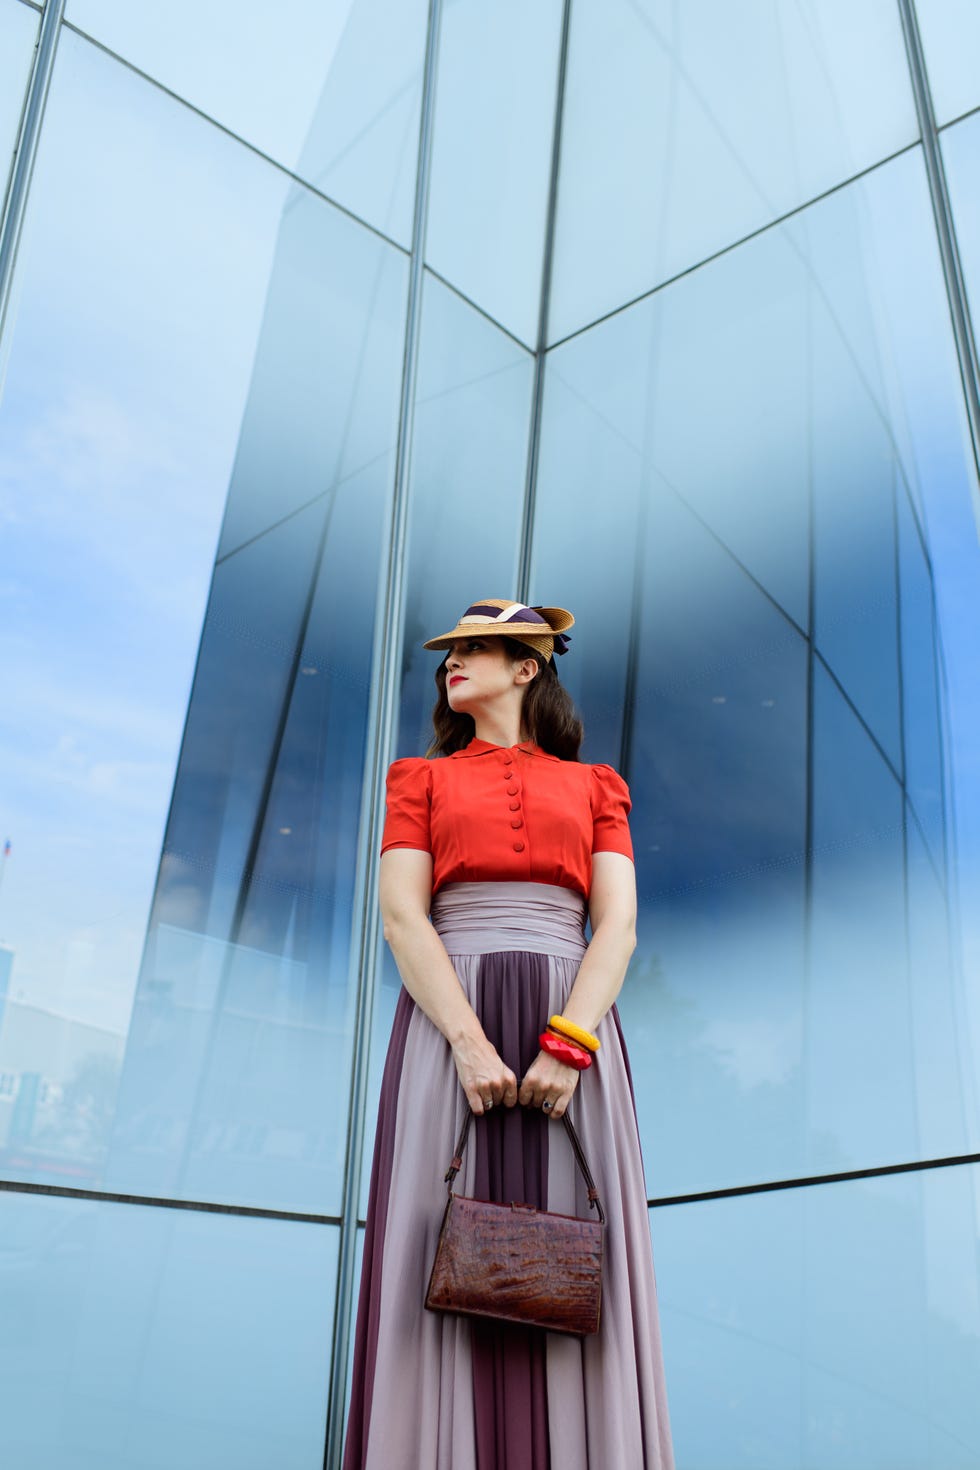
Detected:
left=430, top=881, right=587, bottom=960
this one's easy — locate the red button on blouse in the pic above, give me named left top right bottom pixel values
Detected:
left=380, top=738, right=633, bottom=898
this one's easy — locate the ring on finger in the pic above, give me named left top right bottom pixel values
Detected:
left=541, top=1099, right=554, bottom=1112
left=483, top=1097, right=493, bottom=1111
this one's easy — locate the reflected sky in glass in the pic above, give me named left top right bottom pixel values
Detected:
left=0, top=1193, right=335, bottom=1468
left=0, top=2, right=38, bottom=206
left=654, top=1163, right=980, bottom=1467
left=550, top=0, right=916, bottom=340
left=0, top=30, right=405, bottom=1208
left=425, top=0, right=562, bottom=345
left=0, top=30, right=289, bottom=1034
left=533, top=146, right=980, bottom=1191
left=916, top=0, right=980, bottom=125
left=65, top=0, right=428, bottom=245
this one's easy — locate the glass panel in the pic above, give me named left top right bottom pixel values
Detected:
left=915, top=0, right=980, bottom=125
left=425, top=0, right=563, bottom=345
left=532, top=148, right=980, bottom=1190
left=550, top=0, right=916, bottom=340
left=944, top=112, right=980, bottom=361
left=898, top=490, right=945, bottom=868
left=0, top=1193, right=335, bottom=1469
left=0, top=31, right=291, bottom=1181
left=216, top=189, right=408, bottom=559
left=395, top=273, right=533, bottom=758
left=809, top=662, right=909, bottom=1171
left=907, top=809, right=977, bottom=1156
left=106, top=488, right=386, bottom=1213
left=0, top=2, right=39, bottom=215
left=883, top=127, right=980, bottom=1077
left=618, top=493, right=809, bottom=1197
left=534, top=225, right=813, bottom=698
left=0, top=32, right=405, bottom=1212
left=787, top=146, right=976, bottom=784
left=65, top=0, right=428, bottom=245
left=654, top=1163, right=980, bottom=1468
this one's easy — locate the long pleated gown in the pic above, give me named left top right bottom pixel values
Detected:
left=343, top=744, right=674, bottom=1470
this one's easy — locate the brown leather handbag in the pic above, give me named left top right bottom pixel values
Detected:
left=424, top=1109, right=605, bottom=1337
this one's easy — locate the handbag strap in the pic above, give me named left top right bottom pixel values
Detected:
left=443, top=1109, right=606, bottom=1226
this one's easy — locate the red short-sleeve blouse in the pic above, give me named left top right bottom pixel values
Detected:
left=380, top=738, right=633, bottom=898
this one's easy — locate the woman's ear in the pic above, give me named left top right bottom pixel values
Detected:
left=514, top=657, right=540, bottom=686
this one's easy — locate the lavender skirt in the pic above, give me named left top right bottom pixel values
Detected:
left=343, top=882, right=674, bottom=1470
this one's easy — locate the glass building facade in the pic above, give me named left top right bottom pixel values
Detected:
left=1, top=1, right=980, bottom=1465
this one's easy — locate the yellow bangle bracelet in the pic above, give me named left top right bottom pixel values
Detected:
left=548, top=1015, right=600, bottom=1053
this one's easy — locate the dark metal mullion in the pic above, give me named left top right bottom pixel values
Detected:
left=648, top=1148, right=980, bottom=1209
left=799, top=278, right=817, bottom=1451
left=0, top=1176, right=340, bottom=1224
left=515, top=0, right=573, bottom=601
left=322, top=4, right=443, bottom=1464
left=897, top=0, right=980, bottom=486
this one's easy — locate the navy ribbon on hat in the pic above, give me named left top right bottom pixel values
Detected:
left=462, top=603, right=571, bottom=654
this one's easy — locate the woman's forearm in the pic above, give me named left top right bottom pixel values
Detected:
left=560, top=917, right=636, bottom=1033
left=382, top=912, right=484, bottom=1043
left=383, top=906, right=519, bottom=1112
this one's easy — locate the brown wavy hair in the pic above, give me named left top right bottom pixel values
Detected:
left=426, top=636, right=584, bottom=760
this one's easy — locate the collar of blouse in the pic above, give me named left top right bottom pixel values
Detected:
left=449, top=738, right=559, bottom=761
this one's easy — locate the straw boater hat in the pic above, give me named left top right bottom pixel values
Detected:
left=423, top=598, right=574, bottom=663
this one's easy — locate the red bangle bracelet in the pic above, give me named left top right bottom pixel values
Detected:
left=539, top=1030, right=592, bottom=1070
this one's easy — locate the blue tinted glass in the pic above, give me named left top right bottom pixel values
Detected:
left=395, top=273, right=533, bottom=757
left=534, top=228, right=812, bottom=686
left=898, top=490, right=946, bottom=868
left=108, top=479, right=384, bottom=1213
left=532, top=146, right=977, bottom=1190
left=0, top=33, right=324, bottom=1189
left=932, top=115, right=980, bottom=1056
left=616, top=492, right=808, bottom=1196
left=944, top=112, right=980, bottom=346
left=215, top=190, right=408, bottom=559
left=785, top=149, right=973, bottom=778
left=0, top=1193, right=335, bottom=1468
left=809, top=661, right=909, bottom=1169
left=906, top=810, right=975, bottom=1155
left=654, top=1163, right=980, bottom=1467
left=65, top=0, right=428, bottom=245
left=0, top=2, right=38, bottom=207
left=793, top=197, right=905, bottom=775
left=915, top=0, right=980, bottom=124
left=426, top=0, right=563, bottom=344
left=550, top=0, right=916, bottom=339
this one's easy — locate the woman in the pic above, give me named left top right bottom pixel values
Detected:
left=343, top=599, right=674, bottom=1470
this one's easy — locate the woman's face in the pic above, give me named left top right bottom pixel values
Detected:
left=443, top=637, right=534, bottom=714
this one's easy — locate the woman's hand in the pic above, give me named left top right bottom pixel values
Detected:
left=451, top=1030, right=518, bottom=1115
left=518, top=1050, right=580, bottom=1119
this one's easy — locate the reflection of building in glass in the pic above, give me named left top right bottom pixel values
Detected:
left=1, top=2, right=980, bottom=1466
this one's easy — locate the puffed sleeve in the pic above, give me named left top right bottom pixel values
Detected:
left=590, top=764, right=634, bottom=860
left=380, top=758, right=433, bottom=855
